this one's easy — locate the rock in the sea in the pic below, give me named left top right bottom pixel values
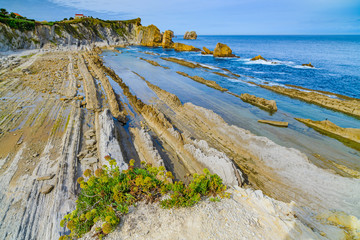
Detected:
left=40, top=184, right=54, bottom=194
left=258, top=120, right=288, bottom=127
left=37, top=174, right=55, bottom=181
left=295, top=118, right=360, bottom=150
left=213, top=43, right=236, bottom=57
left=250, top=55, right=267, bottom=61
left=162, top=30, right=174, bottom=48
left=302, top=62, right=314, bottom=68
left=136, top=24, right=163, bottom=47
left=183, top=31, right=197, bottom=40
left=240, top=93, right=277, bottom=112
left=174, top=43, right=201, bottom=52
left=201, top=47, right=213, bottom=55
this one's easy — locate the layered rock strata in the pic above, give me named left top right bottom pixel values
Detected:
left=295, top=118, right=360, bottom=150
left=174, top=42, right=201, bottom=52
left=239, top=93, right=277, bottom=112
left=259, top=84, right=360, bottom=118
left=176, top=71, right=228, bottom=92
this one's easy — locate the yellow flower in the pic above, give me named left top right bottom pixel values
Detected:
left=102, top=223, right=112, bottom=234
left=77, top=177, right=84, bottom=184
left=95, top=168, right=104, bottom=177
left=83, top=169, right=92, bottom=177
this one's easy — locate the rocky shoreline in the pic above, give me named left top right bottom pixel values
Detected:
left=1, top=27, right=360, bottom=239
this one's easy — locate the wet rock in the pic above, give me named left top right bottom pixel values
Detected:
left=250, top=55, right=267, bottom=61
left=81, top=157, right=98, bottom=165
left=201, top=47, right=213, bottom=55
left=258, top=120, right=288, bottom=127
left=40, top=185, right=54, bottom=194
left=183, top=31, right=197, bottom=40
left=162, top=30, right=174, bottom=48
left=213, top=43, right=236, bottom=57
left=174, top=43, right=200, bottom=52
left=240, top=93, right=277, bottom=112
left=302, top=62, right=314, bottom=68
left=295, top=118, right=360, bottom=150
left=37, top=174, right=55, bottom=181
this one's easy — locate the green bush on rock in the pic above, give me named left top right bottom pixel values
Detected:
left=59, top=156, right=229, bottom=239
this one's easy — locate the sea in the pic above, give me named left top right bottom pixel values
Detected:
left=102, top=35, right=360, bottom=171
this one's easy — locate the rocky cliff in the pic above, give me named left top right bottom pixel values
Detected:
left=0, top=18, right=143, bottom=51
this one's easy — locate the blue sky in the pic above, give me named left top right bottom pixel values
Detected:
left=1, top=0, right=359, bottom=35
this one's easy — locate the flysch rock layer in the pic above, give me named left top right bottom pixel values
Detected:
left=259, top=84, right=360, bottom=118
left=295, top=118, right=360, bottom=150
left=176, top=71, right=228, bottom=92
left=239, top=93, right=277, bottom=112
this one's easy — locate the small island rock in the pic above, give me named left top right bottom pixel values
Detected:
left=162, top=30, right=174, bottom=48
left=183, top=31, right=197, bottom=40
left=213, top=43, right=236, bottom=57
left=251, top=55, right=267, bottom=61
left=302, top=62, right=314, bottom=68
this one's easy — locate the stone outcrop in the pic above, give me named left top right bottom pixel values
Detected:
left=251, top=55, right=267, bottom=61
left=136, top=24, right=163, bottom=47
left=162, top=30, right=174, bottom=48
left=259, top=84, right=360, bottom=118
left=0, top=18, right=141, bottom=51
left=240, top=93, right=277, bottom=112
left=201, top=46, right=213, bottom=55
left=302, top=62, right=314, bottom=68
left=183, top=31, right=197, bottom=40
left=258, top=120, right=288, bottom=127
left=177, top=71, right=228, bottom=92
left=139, top=57, right=169, bottom=69
left=161, top=57, right=199, bottom=68
left=174, top=42, right=201, bottom=52
left=213, top=43, right=236, bottom=57
left=295, top=118, right=360, bottom=150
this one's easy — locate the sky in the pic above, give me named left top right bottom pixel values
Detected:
left=1, top=0, right=359, bottom=35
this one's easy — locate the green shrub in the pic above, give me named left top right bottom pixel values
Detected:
left=59, top=157, right=229, bottom=239
left=0, top=17, right=35, bottom=31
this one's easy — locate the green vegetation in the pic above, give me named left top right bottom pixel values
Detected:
left=59, top=157, right=228, bottom=239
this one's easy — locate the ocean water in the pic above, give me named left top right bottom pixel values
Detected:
left=171, top=35, right=360, bottom=98
left=101, top=35, right=360, bottom=171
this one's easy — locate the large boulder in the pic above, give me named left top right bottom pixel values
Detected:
left=174, top=43, right=200, bottom=52
left=201, top=47, right=213, bottom=55
left=136, top=24, right=163, bottom=47
left=213, top=43, right=236, bottom=57
left=183, top=31, right=197, bottom=40
left=162, top=30, right=174, bottom=48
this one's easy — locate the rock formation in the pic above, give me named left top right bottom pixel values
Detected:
left=240, top=93, right=277, bottom=112
left=162, top=30, right=174, bottom=48
left=251, top=55, right=267, bottom=61
left=258, top=120, right=288, bottom=127
left=259, top=84, right=360, bottom=118
left=302, top=62, right=314, bottom=68
left=139, top=57, right=169, bottom=69
left=183, top=31, right=197, bottom=40
left=201, top=46, right=213, bottom=55
left=295, top=118, right=360, bottom=150
left=0, top=18, right=141, bottom=51
left=161, top=57, right=199, bottom=68
left=213, top=43, right=236, bottom=57
left=173, top=42, right=201, bottom=52
left=177, top=71, right=228, bottom=92
left=136, top=24, right=163, bottom=47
